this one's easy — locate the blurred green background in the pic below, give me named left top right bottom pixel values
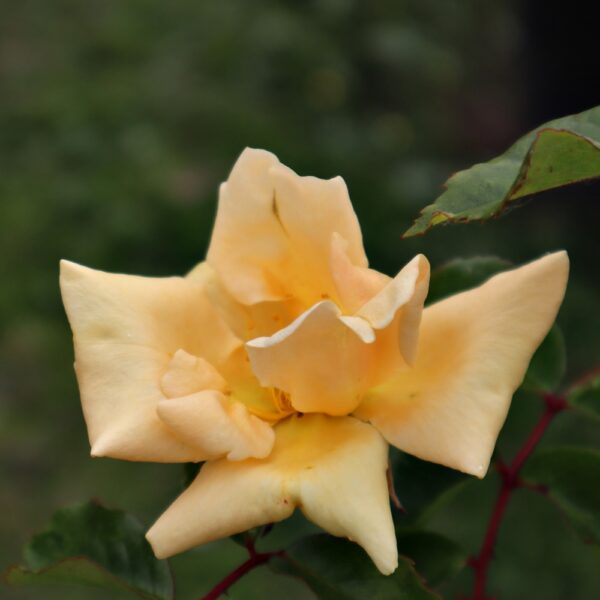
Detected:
left=2, top=1, right=599, bottom=598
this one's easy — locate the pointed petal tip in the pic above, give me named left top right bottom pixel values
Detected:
left=89, top=429, right=121, bottom=459
left=364, top=528, right=398, bottom=575
left=463, top=458, right=490, bottom=479
left=89, top=439, right=108, bottom=459
left=59, top=258, right=84, bottom=279
left=145, top=527, right=170, bottom=560
left=539, top=249, right=569, bottom=271
left=236, top=146, right=279, bottom=166
left=60, top=259, right=106, bottom=287
left=533, top=249, right=569, bottom=274
left=377, top=551, right=399, bottom=576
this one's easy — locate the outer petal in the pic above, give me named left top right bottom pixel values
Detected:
left=146, top=414, right=397, bottom=575
left=355, top=252, right=569, bottom=477
left=246, top=301, right=376, bottom=416
left=60, top=260, right=241, bottom=462
left=207, top=148, right=368, bottom=307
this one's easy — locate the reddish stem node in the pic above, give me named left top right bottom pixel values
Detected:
left=468, top=392, right=566, bottom=600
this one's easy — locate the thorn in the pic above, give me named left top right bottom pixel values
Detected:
left=386, top=465, right=404, bottom=511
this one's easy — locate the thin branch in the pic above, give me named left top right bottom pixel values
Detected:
left=468, top=392, right=567, bottom=600
left=201, top=547, right=284, bottom=600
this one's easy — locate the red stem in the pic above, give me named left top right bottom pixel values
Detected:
left=201, top=538, right=284, bottom=600
left=468, top=393, right=567, bottom=600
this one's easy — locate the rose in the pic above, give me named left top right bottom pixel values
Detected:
left=60, top=148, right=568, bottom=574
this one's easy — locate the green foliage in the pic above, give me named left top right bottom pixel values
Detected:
left=391, top=452, right=468, bottom=525
left=4, top=500, right=173, bottom=600
left=270, top=534, right=439, bottom=599
left=522, top=326, right=567, bottom=393
left=567, top=375, right=600, bottom=422
left=523, top=447, right=600, bottom=544
left=396, top=530, right=466, bottom=588
left=426, top=256, right=511, bottom=304
left=404, top=106, right=600, bottom=236
left=511, top=130, right=600, bottom=199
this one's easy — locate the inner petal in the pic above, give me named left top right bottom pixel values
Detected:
left=158, top=348, right=277, bottom=461
left=157, top=391, right=275, bottom=461
left=161, top=349, right=227, bottom=398
left=246, top=300, right=376, bottom=416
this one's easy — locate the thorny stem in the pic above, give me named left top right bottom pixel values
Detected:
left=201, top=536, right=284, bottom=600
left=468, top=392, right=568, bottom=600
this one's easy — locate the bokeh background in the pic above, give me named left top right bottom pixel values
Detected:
left=2, top=1, right=600, bottom=598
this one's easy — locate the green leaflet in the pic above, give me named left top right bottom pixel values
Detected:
left=270, top=534, right=439, bottom=600
left=391, top=451, right=468, bottom=525
left=522, top=325, right=566, bottom=393
left=568, top=375, right=600, bottom=423
left=396, top=530, right=466, bottom=588
left=4, top=500, right=173, bottom=600
left=523, top=447, right=600, bottom=545
left=404, top=105, right=600, bottom=236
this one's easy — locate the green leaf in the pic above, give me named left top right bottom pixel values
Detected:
left=396, top=530, right=466, bottom=587
left=523, top=447, right=600, bottom=544
left=522, top=325, right=566, bottom=393
left=567, top=375, right=600, bottom=422
left=426, top=256, right=511, bottom=305
left=4, top=500, right=173, bottom=599
left=511, top=129, right=600, bottom=199
left=404, top=105, right=600, bottom=236
left=391, top=451, right=468, bottom=525
left=270, top=534, right=439, bottom=599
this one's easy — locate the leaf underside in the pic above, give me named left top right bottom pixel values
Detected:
left=404, top=106, right=600, bottom=236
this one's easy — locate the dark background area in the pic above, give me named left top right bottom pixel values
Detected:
left=1, top=1, right=599, bottom=598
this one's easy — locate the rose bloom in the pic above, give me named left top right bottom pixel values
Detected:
left=60, top=149, right=568, bottom=574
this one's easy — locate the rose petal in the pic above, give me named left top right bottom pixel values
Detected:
left=330, top=232, right=390, bottom=313
left=355, top=251, right=569, bottom=477
left=60, top=260, right=241, bottom=462
left=160, top=349, right=227, bottom=399
left=157, top=391, right=274, bottom=461
left=357, top=254, right=430, bottom=368
left=187, top=261, right=304, bottom=340
left=146, top=414, right=397, bottom=575
left=207, top=148, right=368, bottom=307
left=246, top=301, right=376, bottom=416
